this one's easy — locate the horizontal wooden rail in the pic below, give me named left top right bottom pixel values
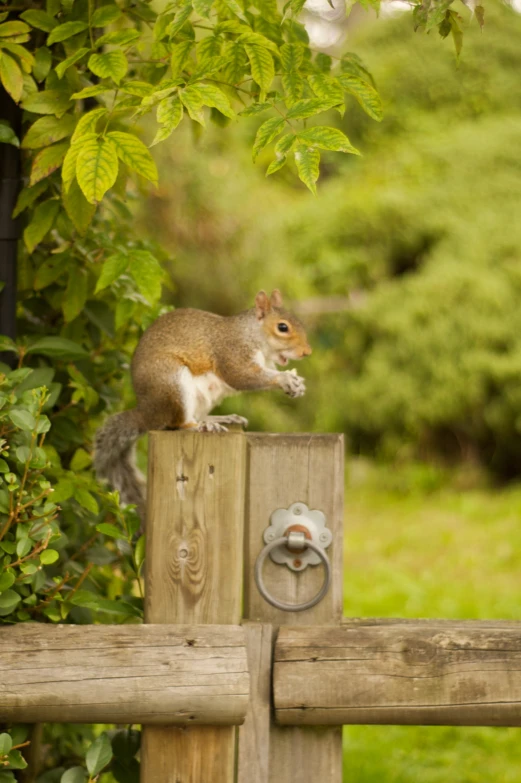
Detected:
left=274, top=620, right=521, bottom=726
left=0, top=624, right=249, bottom=725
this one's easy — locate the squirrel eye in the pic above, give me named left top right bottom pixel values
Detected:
left=277, top=322, right=289, bottom=333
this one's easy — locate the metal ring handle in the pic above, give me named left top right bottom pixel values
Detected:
left=254, top=536, right=331, bottom=612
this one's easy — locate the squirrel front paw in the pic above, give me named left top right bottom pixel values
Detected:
left=279, top=369, right=306, bottom=398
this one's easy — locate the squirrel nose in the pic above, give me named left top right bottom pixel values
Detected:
left=302, top=345, right=312, bottom=357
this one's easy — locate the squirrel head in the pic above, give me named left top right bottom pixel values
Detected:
left=254, top=290, right=312, bottom=366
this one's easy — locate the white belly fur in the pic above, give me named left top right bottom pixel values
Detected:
left=178, top=367, right=235, bottom=422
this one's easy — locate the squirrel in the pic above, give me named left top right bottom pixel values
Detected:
left=94, top=289, right=312, bottom=523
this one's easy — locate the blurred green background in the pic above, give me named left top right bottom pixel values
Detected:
left=137, top=2, right=521, bottom=780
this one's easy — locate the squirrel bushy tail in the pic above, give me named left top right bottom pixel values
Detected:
left=94, top=409, right=147, bottom=522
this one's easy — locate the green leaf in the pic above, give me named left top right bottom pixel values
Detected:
left=29, top=141, right=69, bottom=186
left=281, top=71, right=304, bottom=106
left=156, top=94, right=183, bottom=127
left=6, top=750, right=27, bottom=770
left=22, top=114, right=76, bottom=149
left=74, top=487, right=99, bottom=514
left=0, top=51, right=24, bottom=103
left=95, top=253, right=129, bottom=292
left=180, top=85, right=205, bottom=125
left=61, top=767, right=87, bottom=783
left=16, top=536, right=32, bottom=559
left=280, top=42, right=304, bottom=71
left=88, top=50, right=128, bottom=85
left=171, top=40, right=193, bottom=77
left=76, top=136, right=119, bottom=204
left=294, top=143, right=320, bottom=195
left=194, top=83, right=234, bottom=118
left=286, top=97, right=337, bottom=121
left=62, top=177, right=96, bottom=235
left=0, top=571, right=15, bottom=593
left=193, top=0, right=213, bottom=18
left=0, top=21, right=30, bottom=37
left=52, top=478, right=74, bottom=502
left=22, top=89, right=72, bottom=117
left=96, top=522, right=124, bottom=539
left=71, top=84, right=113, bottom=100
left=275, top=132, right=296, bottom=156
left=40, top=549, right=59, bottom=565
left=0, top=771, right=16, bottom=782
left=33, top=47, right=52, bottom=83
left=63, top=269, right=88, bottom=323
left=128, top=250, right=164, bottom=304
left=244, top=44, right=274, bottom=92
left=237, top=31, right=278, bottom=54
left=70, top=447, right=92, bottom=471
left=20, top=9, right=57, bottom=31
left=8, top=409, right=35, bottom=431
left=296, top=125, right=360, bottom=154
left=121, top=81, right=154, bottom=98
left=47, top=21, right=88, bottom=45
left=95, top=29, right=140, bottom=48
left=15, top=367, right=55, bottom=393
left=72, top=111, right=107, bottom=146
left=337, top=74, right=382, bottom=122
left=340, top=53, right=375, bottom=87
left=252, top=116, right=284, bottom=161
left=0, top=119, right=19, bottom=147
left=308, top=73, right=344, bottom=105
left=166, top=3, right=193, bottom=38
left=221, top=0, right=248, bottom=21
left=0, top=590, right=22, bottom=616
left=239, top=101, right=271, bottom=117
left=23, top=199, right=60, bottom=252
left=266, top=155, right=287, bottom=176
left=33, top=256, right=67, bottom=291
left=0, top=734, right=12, bottom=755
left=55, top=47, right=90, bottom=80
left=26, top=336, right=88, bottom=360
left=12, top=181, right=48, bottom=218
left=1, top=43, right=34, bottom=73
left=106, top=131, right=158, bottom=184
left=91, top=3, right=122, bottom=26
left=86, top=735, right=113, bottom=777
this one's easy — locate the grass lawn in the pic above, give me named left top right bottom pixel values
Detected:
left=342, top=460, right=521, bottom=783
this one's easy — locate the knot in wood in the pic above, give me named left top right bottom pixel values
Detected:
left=401, top=638, right=437, bottom=666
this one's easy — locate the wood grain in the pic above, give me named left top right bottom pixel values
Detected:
left=0, top=624, right=248, bottom=725
left=243, top=433, right=344, bottom=783
left=237, top=623, right=274, bottom=783
left=274, top=621, right=521, bottom=726
left=141, top=431, right=247, bottom=783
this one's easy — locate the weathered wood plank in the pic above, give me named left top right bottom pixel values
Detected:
left=141, top=431, right=247, bottom=783
left=274, top=621, right=521, bottom=726
left=237, top=623, right=274, bottom=783
left=243, top=433, right=344, bottom=783
left=0, top=624, right=248, bottom=725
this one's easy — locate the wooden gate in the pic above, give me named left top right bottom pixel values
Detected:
left=1, top=431, right=520, bottom=782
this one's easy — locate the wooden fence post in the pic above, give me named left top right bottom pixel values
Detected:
left=241, top=433, right=344, bottom=783
left=141, top=430, right=247, bottom=783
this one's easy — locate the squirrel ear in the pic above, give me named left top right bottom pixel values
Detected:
left=270, top=289, right=283, bottom=308
left=255, top=291, right=270, bottom=320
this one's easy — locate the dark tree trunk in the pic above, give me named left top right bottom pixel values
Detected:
left=0, top=86, right=22, bottom=365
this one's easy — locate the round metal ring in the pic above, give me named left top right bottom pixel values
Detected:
left=254, top=536, right=331, bottom=612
